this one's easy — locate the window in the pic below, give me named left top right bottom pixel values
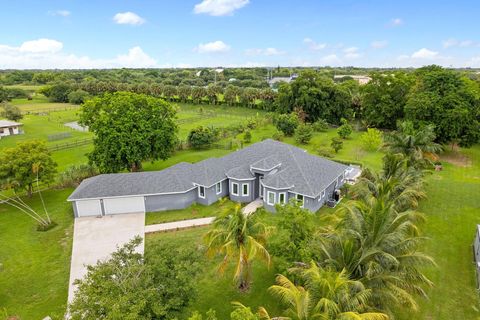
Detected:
left=232, top=182, right=239, bottom=196
left=296, top=194, right=304, bottom=207
left=198, top=186, right=205, bottom=198
left=279, top=192, right=286, bottom=204
left=242, top=183, right=249, bottom=196
left=267, top=191, right=276, bottom=205
left=216, top=182, right=222, bottom=194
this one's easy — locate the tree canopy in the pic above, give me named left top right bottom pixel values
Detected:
left=80, top=91, right=178, bottom=173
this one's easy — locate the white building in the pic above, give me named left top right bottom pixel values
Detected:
left=0, top=120, right=23, bottom=138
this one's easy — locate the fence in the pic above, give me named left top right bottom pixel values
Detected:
left=48, top=138, right=93, bottom=152
left=22, top=105, right=80, bottom=115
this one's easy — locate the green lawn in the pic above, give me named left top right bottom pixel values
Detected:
left=146, top=199, right=235, bottom=225
left=0, top=188, right=74, bottom=319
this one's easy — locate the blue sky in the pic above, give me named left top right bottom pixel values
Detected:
left=1, top=0, right=479, bottom=69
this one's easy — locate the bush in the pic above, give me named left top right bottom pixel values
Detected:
left=5, top=87, right=29, bottom=100
left=317, top=146, right=334, bottom=158
left=1, top=104, right=23, bottom=121
left=360, top=128, right=383, bottom=151
left=188, top=126, right=216, bottom=149
left=243, top=130, right=252, bottom=143
left=68, top=89, right=90, bottom=104
left=294, top=124, right=313, bottom=144
left=312, top=119, right=329, bottom=132
left=272, top=131, right=283, bottom=141
left=337, top=118, right=353, bottom=139
left=56, top=164, right=99, bottom=188
left=331, top=137, right=343, bottom=153
left=274, top=113, right=299, bottom=136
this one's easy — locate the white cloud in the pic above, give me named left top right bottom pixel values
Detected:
left=49, top=10, right=71, bottom=17
left=245, top=47, right=285, bottom=56
left=194, top=40, right=230, bottom=53
left=371, top=40, right=388, bottom=49
left=321, top=54, right=341, bottom=65
left=0, top=39, right=157, bottom=69
left=390, top=18, right=403, bottom=26
left=411, top=48, right=438, bottom=59
left=194, top=0, right=249, bottom=16
left=443, top=38, right=478, bottom=48
left=19, top=38, right=63, bottom=53
left=113, top=12, right=145, bottom=25
left=343, top=47, right=360, bottom=59
left=303, top=38, right=327, bottom=51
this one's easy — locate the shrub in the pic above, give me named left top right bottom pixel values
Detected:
left=337, top=118, right=353, bottom=139
left=360, top=128, right=383, bottom=151
left=275, top=113, right=299, bottom=136
left=272, top=131, right=283, bottom=141
left=312, top=119, right=329, bottom=132
left=68, top=89, right=90, bottom=104
left=1, top=104, right=23, bottom=121
left=331, top=137, right=344, bottom=153
left=57, top=164, right=99, bottom=188
left=294, top=124, right=313, bottom=144
left=317, top=146, right=334, bottom=158
left=243, top=130, right=252, bottom=143
left=188, top=126, right=216, bottom=149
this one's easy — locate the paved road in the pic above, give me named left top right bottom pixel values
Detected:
left=145, top=217, right=215, bottom=233
left=67, top=212, right=145, bottom=303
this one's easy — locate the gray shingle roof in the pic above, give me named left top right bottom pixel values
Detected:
left=0, top=120, right=22, bottom=128
left=68, top=139, right=348, bottom=200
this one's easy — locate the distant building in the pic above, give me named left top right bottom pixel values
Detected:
left=268, top=73, right=298, bottom=87
left=334, top=75, right=372, bottom=85
left=0, top=120, right=23, bottom=138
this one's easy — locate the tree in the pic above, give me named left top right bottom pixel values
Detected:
left=39, top=83, right=72, bottom=102
left=204, top=204, right=271, bottom=291
left=192, top=86, right=207, bottom=104
left=337, top=118, right=352, bottom=139
left=312, top=119, right=329, bottom=132
left=360, top=128, right=383, bottom=151
left=188, top=126, right=216, bottom=149
left=362, top=72, right=413, bottom=129
left=0, top=86, right=8, bottom=102
left=69, top=237, right=202, bottom=320
left=384, top=121, right=442, bottom=168
left=330, top=137, right=343, bottom=153
left=404, top=65, right=480, bottom=147
left=294, top=124, right=314, bottom=144
left=224, top=85, right=240, bottom=106
left=0, top=141, right=57, bottom=197
left=178, top=85, right=192, bottom=103
left=68, top=89, right=90, bottom=104
left=80, top=92, right=178, bottom=173
left=1, top=104, right=23, bottom=121
left=275, top=113, right=299, bottom=136
left=206, top=84, right=222, bottom=105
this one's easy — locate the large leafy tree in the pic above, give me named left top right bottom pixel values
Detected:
left=80, top=92, right=178, bottom=173
left=404, top=65, right=480, bottom=146
left=361, top=72, right=413, bottom=129
left=204, top=205, right=271, bottom=291
left=69, top=237, right=201, bottom=320
left=0, top=140, right=57, bottom=197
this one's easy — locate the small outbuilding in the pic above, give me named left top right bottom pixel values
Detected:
left=0, top=120, right=23, bottom=138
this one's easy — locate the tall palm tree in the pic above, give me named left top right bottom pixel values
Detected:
left=383, top=121, right=442, bottom=168
left=268, top=265, right=388, bottom=320
left=204, top=204, right=271, bottom=291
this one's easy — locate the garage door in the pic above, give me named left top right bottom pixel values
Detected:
left=103, top=196, right=145, bottom=215
left=76, top=200, right=103, bottom=217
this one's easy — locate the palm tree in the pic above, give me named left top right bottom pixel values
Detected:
left=204, top=204, right=271, bottom=291
left=268, top=265, right=388, bottom=320
left=383, top=121, right=442, bottom=168
left=317, top=196, right=434, bottom=315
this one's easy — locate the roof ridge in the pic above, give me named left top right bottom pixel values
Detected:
left=287, top=145, right=315, bottom=195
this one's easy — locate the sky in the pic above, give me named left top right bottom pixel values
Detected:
left=0, top=0, right=479, bottom=69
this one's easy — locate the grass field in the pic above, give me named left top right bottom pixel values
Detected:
left=0, top=189, right=74, bottom=319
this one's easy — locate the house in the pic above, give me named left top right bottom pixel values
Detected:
left=68, top=139, right=352, bottom=217
left=0, top=120, right=23, bottom=138
left=333, top=75, right=371, bottom=85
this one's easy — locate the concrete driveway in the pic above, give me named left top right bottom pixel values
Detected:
left=67, top=212, right=145, bottom=303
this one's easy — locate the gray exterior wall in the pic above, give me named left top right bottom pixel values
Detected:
left=262, top=186, right=290, bottom=212
left=145, top=189, right=197, bottom=212
left=197, top=180, right=228, bottom=206
left=228, top=178, right=256, bottom=203
left=72, top=203, right=78, bottom=218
